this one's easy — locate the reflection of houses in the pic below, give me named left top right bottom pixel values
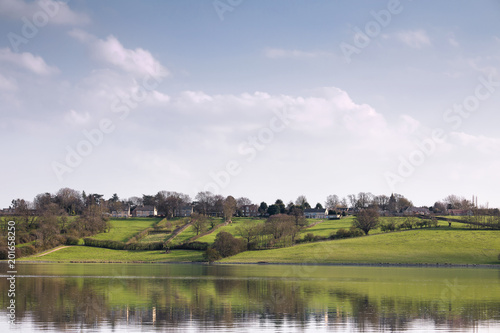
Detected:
left=132, top=205, right=157, bottom=217
left=112, top=205, right=131, bottom=218
left=448, top=209, right=472, bottom=216
left=404, top=207, right=431, bottom=216
left=241, top=204, right=258, bottom=217
left=304, top=208, right=328, bottom=219
left=175, top=205, right=193, bottom=217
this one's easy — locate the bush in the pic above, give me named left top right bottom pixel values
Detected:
left=349, top=226, right=364, bottom=237
left=65, top=236, right=80, bottom=245
left=380, top=221, right=397, bottom=232
left=333, top=228, right=350, bottom=239
left=19, top=245, right=36, bottom=256
left=304, top=233, right=316, bottom=242
left=331, top=227, right=364, bottom=239
left=211, top=232, right=246, bottom=258
left=204, top=248, right=221, bottom=262
left=171, top=241, right=209, bottom=251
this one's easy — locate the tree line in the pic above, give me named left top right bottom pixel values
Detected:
left=2, top=188, right=499, bottom=259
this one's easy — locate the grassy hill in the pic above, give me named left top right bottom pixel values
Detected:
left=17, top=215, right=500, bottom=265
left=221, top=229, right=500, bottom=265
left=19, top=246, right=204, bottom=262
left=92, top=218, right=162, bottom=242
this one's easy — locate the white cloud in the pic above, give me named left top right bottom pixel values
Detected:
left=396, top=30, right=431, bottom=49
left=0, top=73, right=17, bottom=91
left=0, top=0, right=89, bottom=25
left=64, top=109, right=90, bottom=125
left=449, top=132, right=500, bottom=155
left=0, top=47, right=59, bottom=75
left=448, top=36, right=459, bottom=47
left=264, top=48, right=332, bottom=59
left=68, top=29, right=169, bottom=79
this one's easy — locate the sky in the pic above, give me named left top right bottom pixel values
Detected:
left=1, top=0, right=500, bottom=209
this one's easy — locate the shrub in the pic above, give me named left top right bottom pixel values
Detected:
left=211, top=232, right=246, bottom=258
left=304, top=233, right=316, bottom=242
left=171, top=241, right=209, bottom=251
left=19, top=245, right=36, bottom=256
left=349, top=226, right=364, bottom=237
left=380, top=221, right=396, bottom=232
left=204, top=248, right=221, bottom=262
left=65, top=236, right=80, bottom=245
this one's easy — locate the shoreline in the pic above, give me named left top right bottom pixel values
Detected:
left=10, top=260, right=500, bottom=269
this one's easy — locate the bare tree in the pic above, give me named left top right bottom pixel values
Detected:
left=191, top=212, right=208, bottom=235
left=223, top=196, right=237, bottom=222
left=195, top=191, right=214, bottom=215
left=352, top=208, right=379, bottom=235
left=325, top=194, right=340, bottom=211
left=295, top=195, right=309, bottom=209
left=356, top=192, right=374, bottom=209
left=55, top=188, right=83, bottom=215
left=34, top=192, right=54, bottom=213
left=347, top=194, right=357, bottom=209
left=212, top=194, right=225, bottom=217
left=236, top=197, right=252, bottom=208
left=372, top=195, right=389, bottom=210
left=236, top=222, right=263, bottom=250
left=265, top=214, right=299, bottom=246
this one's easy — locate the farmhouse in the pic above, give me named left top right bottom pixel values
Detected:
left=448, top=209, right=473, bottom=216
left=111, top=205, right=131, bottom=218
left=175, top=205, right=193, bottom=217
left=241, top=204, right=259, bottom=217
left=404, top=207, right=431, bottom=216
left=132, top=205, right=157, bottom=217
left=304, top=208, right=328, bottom=219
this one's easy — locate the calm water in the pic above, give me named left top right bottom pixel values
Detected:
left=1, top=262, right=500, bottom=332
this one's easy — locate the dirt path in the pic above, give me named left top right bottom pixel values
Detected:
left=165, top=223, right=192, bottom=244
left=34, top=246, right=71, bottom=257
left=304, top=219, right=324, bottom=229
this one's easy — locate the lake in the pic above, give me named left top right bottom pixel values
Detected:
left=1, top=262, right=499, bottom=332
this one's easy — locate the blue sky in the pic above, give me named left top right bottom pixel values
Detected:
left=1, top=0, right=500, bottom=208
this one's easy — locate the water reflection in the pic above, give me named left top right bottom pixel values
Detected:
left=1, top=263, right=499, bottom=332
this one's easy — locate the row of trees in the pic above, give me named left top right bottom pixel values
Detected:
left=5, top=188, right=492, bottom=220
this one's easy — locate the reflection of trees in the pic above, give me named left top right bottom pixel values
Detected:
left=1, top=272, right=500, bottom=331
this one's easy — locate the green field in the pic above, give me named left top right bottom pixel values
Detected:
left=19, top=246, right=204, bottom=262
left=196, top=217, right=262, bottom=244
left=168, top=225, right=197, bottom=245
left=13, top=215, right=500, bottom=265
left=300, top=217, right=356, bottom=238
left=139, top=232, right=169, bottom=243
left=221, top=229, right=500, bottom=265
left=92, top=218, right=161, bottom=242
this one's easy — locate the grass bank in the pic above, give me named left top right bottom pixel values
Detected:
left=92, top=218, right=162, bottom=242
left=221, top=229, right=500, bottom=265
left=19, top=246, right=204, bottom=263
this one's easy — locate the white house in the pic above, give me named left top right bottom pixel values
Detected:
left=132, top=205, right=157, bottom=217
left=304, top=208, right=328, bottom=219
